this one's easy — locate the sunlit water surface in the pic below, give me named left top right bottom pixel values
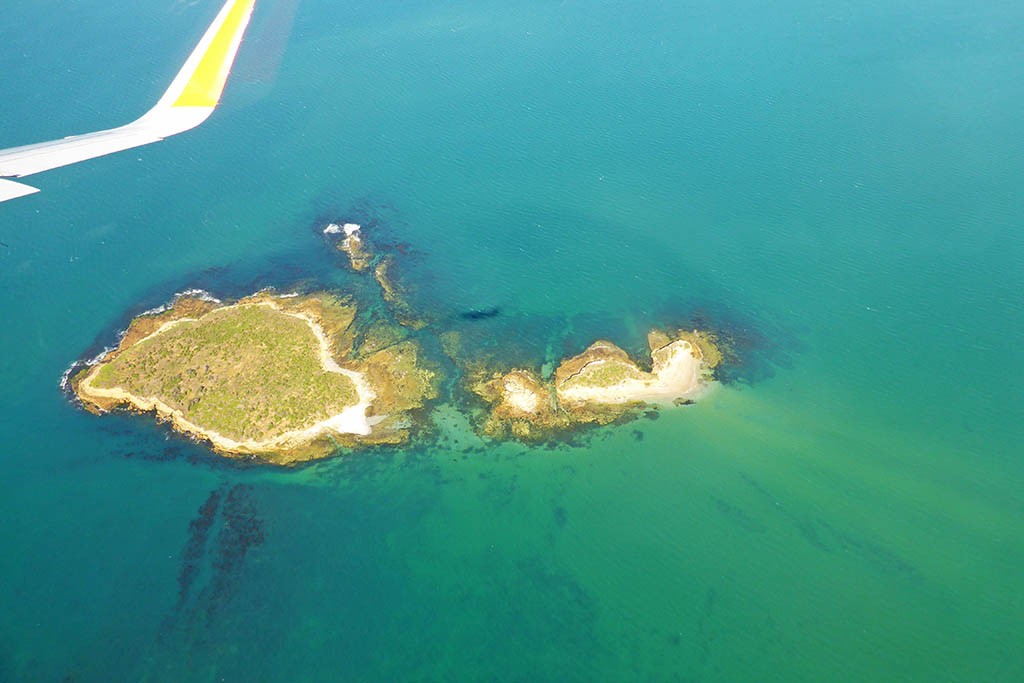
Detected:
left=1, top=0, right=1022, bottom=680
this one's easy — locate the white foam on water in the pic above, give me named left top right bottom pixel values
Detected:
left=176, top=288, right=221, bottom=304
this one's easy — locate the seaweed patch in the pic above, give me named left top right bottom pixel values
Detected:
left=165, top=484, right=267, bottom=632
left=176, top=485, right=226, bottom=611
left=201, top=484, right=266, bottom=621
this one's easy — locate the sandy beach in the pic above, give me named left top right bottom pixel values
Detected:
left=556, top=340, right=702, bottom=405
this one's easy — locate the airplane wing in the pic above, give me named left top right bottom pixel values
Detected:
left=0, top=0, right=256, bottom=204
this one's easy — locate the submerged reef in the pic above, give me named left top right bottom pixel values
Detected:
left=325, top=220, right=428, bottom=329
left=469, top=329, right=722, bottom=441
left=72, top=289, right=439, bottom=464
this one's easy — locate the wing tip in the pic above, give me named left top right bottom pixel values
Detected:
left=0, top=178, right=41, bottom=203
left=168, top=0, right=257, bottom=109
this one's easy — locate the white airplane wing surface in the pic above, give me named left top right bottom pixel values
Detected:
left=0, top=0, right=256, bottom=204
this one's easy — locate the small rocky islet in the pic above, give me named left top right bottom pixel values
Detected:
left=469, top=328, right=722, bottom=442
left=70, top=221, right=726, bottom=463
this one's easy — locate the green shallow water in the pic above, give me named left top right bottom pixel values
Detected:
left=1, top=0, right=1022, bottom=680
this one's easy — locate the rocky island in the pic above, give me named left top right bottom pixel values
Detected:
left=72, top=290, right=438, bottom=463
left=471, top=329, right=723, bottom=441
left=325, top=222, right=373, bottom=272
left=70, top=220, right=732, bottom=462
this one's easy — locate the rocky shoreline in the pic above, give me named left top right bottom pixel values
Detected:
left=70, top=221, right=726, bottom=463
left=470, top=329, right=721, bottom=441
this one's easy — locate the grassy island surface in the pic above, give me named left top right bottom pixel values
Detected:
left=90, top=304, right=360, bottom=442
left=74, top=291, right=439, bottom=463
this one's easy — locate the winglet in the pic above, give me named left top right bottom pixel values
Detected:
left=0, top=0, right=257, bottom=202
left=145, top=0, right=257, bottom=125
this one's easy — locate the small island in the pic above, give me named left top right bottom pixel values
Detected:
left=72, top=291, right=438, bottom=463
left=471, top=329, right=722, bottom=441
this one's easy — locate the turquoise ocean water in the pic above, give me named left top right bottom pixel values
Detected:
left=1, top=0, right=1022, bottom=680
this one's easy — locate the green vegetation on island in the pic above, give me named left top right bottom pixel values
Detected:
left=90, top=303, right=359, bottom=443
left=73, top=290, right=439, bottom=463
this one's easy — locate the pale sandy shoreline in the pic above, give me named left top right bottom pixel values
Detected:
left=502, top=376, right=542, bottom=413
left=76, top=301, right=376, bottom=455
left=556, top=340, right=703, bottom=405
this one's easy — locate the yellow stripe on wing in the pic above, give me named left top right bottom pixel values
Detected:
left=173, top=0, right=256, bottom=108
